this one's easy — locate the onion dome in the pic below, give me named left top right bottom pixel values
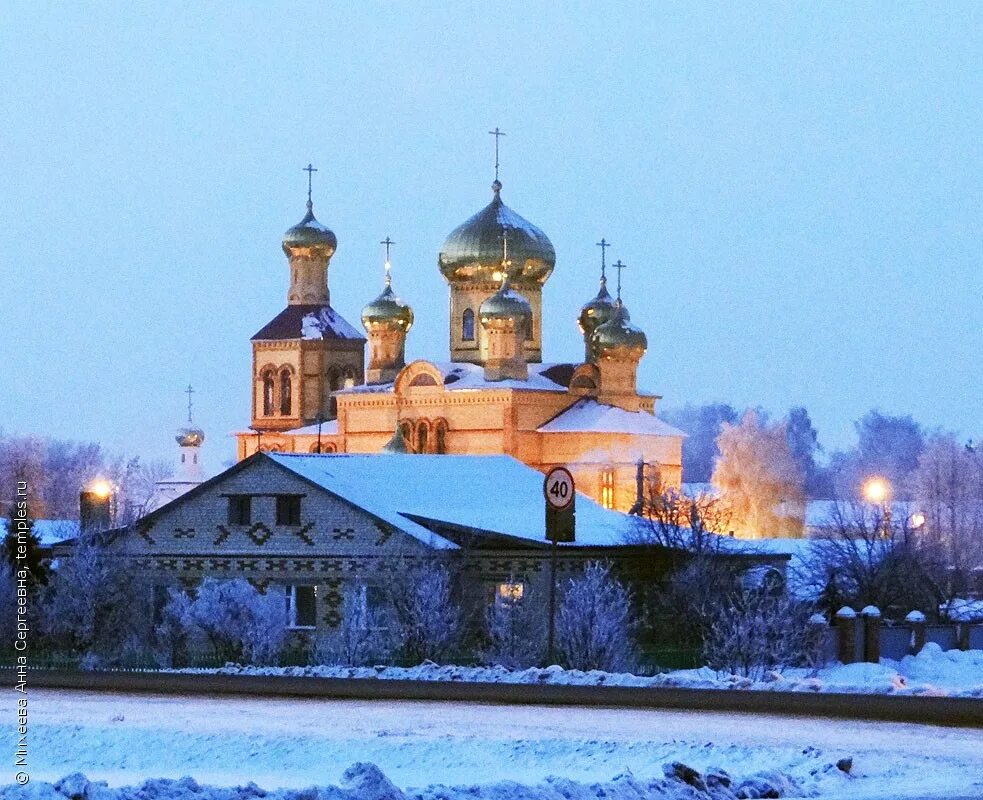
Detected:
left=578, top=275, right=616, bottom=339
left=439, top=182, right=555, bottom=285
left=479, top=274, right=533, bottom=326
left=176, top=427, right=205, bottom=447
left=361, top=275, right=414, bottom=332
left=590, top=300, right=647, bottom=359
left=282, top=200, right=337, bottom=257
left=382, top=425, right=410, bottom=453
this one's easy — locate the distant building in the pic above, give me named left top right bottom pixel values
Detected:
left=66, top=452, right=785, bottom=634
left=145, top=423, right=207, bottom=514
left=236, top=165, right=685, bottom=513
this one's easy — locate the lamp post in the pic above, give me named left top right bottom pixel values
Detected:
left=862, top=477, right=892, bottom=536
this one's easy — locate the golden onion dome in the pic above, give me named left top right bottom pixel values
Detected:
left=479, top=274, right=533, bottom=326
left=439, top=182, right=555, bottom=286
left=176, top=427, right=205, bottom=447
left=361, top=278, right=414, bottom=332
left=578, top=276, right=617, bottom=339
left=590, top=300, right=647, bottom=359
left=282, top=200, right=338, bottom=257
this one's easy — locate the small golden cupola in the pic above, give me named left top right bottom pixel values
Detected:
left=578, top=238, right=617, bottom=361
left=589, top=260, right=648, bottom=407
left=282, top=165, right=338, bottom=305
left=362, top=238, right=414, bottom=385
left=478, top=228, right=532, bottom=381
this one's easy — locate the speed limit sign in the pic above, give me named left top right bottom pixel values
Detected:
left=544, top=466, right=575, bottom=510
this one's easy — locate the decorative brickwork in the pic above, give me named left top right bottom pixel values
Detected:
left=173, top=528, right=195, bottom=539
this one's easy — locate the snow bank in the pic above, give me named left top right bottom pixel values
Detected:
left=1, top=761, right=808, bottom=800
left=170, top=644, right=983, bottom=697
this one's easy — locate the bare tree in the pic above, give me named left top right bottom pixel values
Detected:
left=312, top=580, right=394, bottom=666
left=384, top=558, right=465, bottom=664
left=483, top=578, right=547, bottom=669
left=712, top=411, right=805, bottom=538
left=556, top=562, right=635, bottom=672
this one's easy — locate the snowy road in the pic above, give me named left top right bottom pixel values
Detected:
left=10, top=689, right=983, bottom=799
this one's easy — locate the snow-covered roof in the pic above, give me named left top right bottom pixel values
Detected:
left=285, top=419, right=340, bottom=436
left=268, top=453, right=639, bottom=548
left=338, top=362, right=577, bottom=395
left=538, top=399, right=685, bottom=437
left=252, top=304, right=363, bottom=341
left=0, top=519, right=80, bottom=548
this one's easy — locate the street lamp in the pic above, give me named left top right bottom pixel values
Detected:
left=910, top=512, right=926, bottom=531
left=862, top=476, right=892, bottom=535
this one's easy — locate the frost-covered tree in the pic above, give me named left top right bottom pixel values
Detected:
left=662, top=402, right=738, bottom=483
left=3, top=507, right=49, bottom=589
left=168, top=578, right=286, bottom=666
left=0, top=561, right=18, bottom=647
left=384, top=559, right=464, bottom=664
left=555, top=562, right=635, bottom=672
left=312, top=580, right=394, bottom=666
left=712, top=410, right=805, bottom=538
left=43, top=536, right=154, bottom=664
left=484, top=579, right=546, bottom=669
left=786, top=407, right=828, bottom=498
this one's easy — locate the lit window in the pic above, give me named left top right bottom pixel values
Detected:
left=601, top=469, right=615, bottom=509
left=285, top=585, right=316, bottom=628
left=496, top=582, right=525, bottom=604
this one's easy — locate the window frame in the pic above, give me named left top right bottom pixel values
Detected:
left=285, top=584, right=317, bottom=629
left=227, top=495, right=252, bottom=525
left=275, top=494, right=302, bottom=526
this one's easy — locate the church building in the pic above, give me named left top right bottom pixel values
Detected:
left=236, top=154, right=684, bottom=513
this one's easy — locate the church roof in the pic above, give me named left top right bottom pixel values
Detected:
left=538, top=399, right=686, bottom=437
left=268, top=452, right=637, bottom=547
left=337, top=361, right=577, bottom=395
left=252, top=304, right=364, bottom=341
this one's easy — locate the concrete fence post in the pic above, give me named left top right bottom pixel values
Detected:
left=905, top=610, right=926, bottom=654
left=807, top=612, right=828, bottom=666
left=835, top=607, right=859, bottom=664
left=861, top=605, right=882, bottom=663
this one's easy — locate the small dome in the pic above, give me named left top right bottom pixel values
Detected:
left=578, top=276, right=616, bottom=339
left=362, top=280, right=414, bottom=332
left=590, top=301, right=647, bottom=359
left=282, top=200, right=337, bottom=256
left=479, top=276, right=532, bottom=326
left=176, top=427, right=205, bottom=447
left=439, top=183, right=555, bottom=286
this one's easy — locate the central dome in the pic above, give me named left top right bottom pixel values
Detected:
left=439, top=182, right=555, bottom=286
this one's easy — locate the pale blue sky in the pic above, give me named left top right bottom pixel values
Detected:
left=1, top=2, right=980, bottom=471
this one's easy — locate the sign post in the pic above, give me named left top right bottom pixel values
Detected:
left=544, top=467, right=575, bottom=664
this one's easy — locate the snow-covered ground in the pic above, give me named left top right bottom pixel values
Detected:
left=4, top=688, right=982, bottom=799
left=174, top=643, right=983, bottom=697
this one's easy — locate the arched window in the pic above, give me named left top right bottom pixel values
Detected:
left=279, top=370, right=292, bottom=416
left=434, top=419, right=448, bottom=454
left=409, top=373, right=438, bottom=387
left=262, top=373, right=275, bottom=416
left=416, top=421, right=429, bottom=454
left=343, top=367, right=357, bottom=389
left=327, top=368, right=341, bottom=418
left=462, top=308, right=475, bottom=341
left=600, top=468, right=615, bottom=510
left=399, top=421, right=413, bottom=452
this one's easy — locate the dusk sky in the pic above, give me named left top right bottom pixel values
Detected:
left=2, top=3, right=980, bottom=472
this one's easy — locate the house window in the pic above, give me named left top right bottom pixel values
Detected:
left=600, top=469, right=615, bottom=510
left=285, top=585, right=316, bottom=628
left=228, top=495, right=252, bottom=525
left=276, top=495, right=301, bottom=526
left=279, top=370, right=292, bottom=416
left=462, top=308, right=475, bottom=341
left=262, top=373, right=275, bottom=416
left=496, top=581, right=525, bottom=604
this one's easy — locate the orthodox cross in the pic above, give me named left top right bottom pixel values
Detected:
left=595, top=238, right=611, bottom=279
left=303, top=163, right=317, bottom=203
left=488, top=127, right=506, bottom=181
left=611, top=259, right=627, bottom=300
left=380, top=236, right=395, bottom=282
left=185, top=384, right=195, bottom=424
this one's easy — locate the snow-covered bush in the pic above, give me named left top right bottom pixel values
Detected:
left=483, top=578, right=546, bottom=669
left=167, top=578, right=286, bottom=666
left=384, top=559, right=464, bottom=664
left=42, top=536, right=155, bottom=665
left=312, top=580, right=394, bottom=666
left=555, top=562, right=636, bottom=672
left=703, top=590, right=813, bottom=680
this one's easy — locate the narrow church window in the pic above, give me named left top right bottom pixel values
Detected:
left=434, top=420, right=447, bottom=454
left=228, top=495, right=252, bottom=525
left=279, top=370, right=292, bottom=416
left=417, top=422, right=429, bottom=454
left=262, top=374, right=275, bottom=416
left=462, top=308, right=475, bottom=341
left=601, top=469, right=615, bottom=510
left=285, top=585, right=316, bottom=628
left=276, top=495, right=301, bottom=526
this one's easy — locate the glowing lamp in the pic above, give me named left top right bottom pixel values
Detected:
left=862, top=477, right=890, bottom=505
left=88, top=479, right=113, bottom=499
left=910, top=512, right=926, bottom=530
